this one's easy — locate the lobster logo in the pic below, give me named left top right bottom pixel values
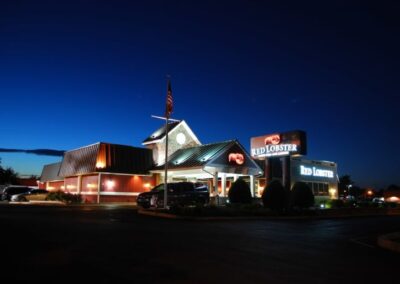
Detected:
left=228, top=153, right=245, bottom=165
left=264, top=134, right=281, bottom=145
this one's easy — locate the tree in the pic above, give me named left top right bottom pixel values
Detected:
left=290, top=182, right=314, bottom=209
left=0, top=158, right=19, bottom=185
left=348, top=185, right=365, bottom=199
left=262, top=180, right=286, bottom=212
left=386, top=184, right=400, bottom=192
left=228, top=178, right=252, bottom=204
left=338, top=175, right=353, bottom=197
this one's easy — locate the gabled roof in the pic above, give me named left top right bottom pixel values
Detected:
left=40, top=162, right=63, bottom=182
left=58, top=142, right=153, bottom=177
left=153, top=140, right=234, bottom=170
left=153, top=140, right=263, bottom=176
left=142, top=121, right=181, bottom=144
left=59, top=143, right=100, bottom=177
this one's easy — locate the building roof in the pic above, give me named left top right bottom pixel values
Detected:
left=154, top=140, right=234, bottom=170
left=40, top=162, right=63, bottom=182
left=142, top=121, right=181, bottom=144
left=58, top=142, right=153, bottom=177
left=153, top=140, right=263, bottom=176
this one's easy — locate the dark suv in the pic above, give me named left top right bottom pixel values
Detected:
left=1, top=186, right=33, bottom=201
left=137, top=182, right=209, bottom=209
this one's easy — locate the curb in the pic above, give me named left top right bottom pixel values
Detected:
left=137, top=209, right=400, bottom=221
left=138, top=209, right=181, bottom=219
left=378, top=232, right=400, bottom=253
left=8, top=201, right=65, bottom=206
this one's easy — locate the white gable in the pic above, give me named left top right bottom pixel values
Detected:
left=144, top=120, right=201, bottom=166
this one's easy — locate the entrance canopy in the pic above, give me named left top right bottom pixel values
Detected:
left=151, top=140, right=263, bottom=177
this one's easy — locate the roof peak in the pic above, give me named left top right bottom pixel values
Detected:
left=142, top=120, right=183, bottom=144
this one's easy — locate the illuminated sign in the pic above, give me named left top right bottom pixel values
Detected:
left=228, top=153, right=245, bottom=165
left=264, top=134, right=280, bottom=145
left=300, top=165, right=334, bottom=178
left=251, top=130, right=306, bottom=158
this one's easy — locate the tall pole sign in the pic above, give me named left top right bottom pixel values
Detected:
left=250, top=130, right=307, bottom=187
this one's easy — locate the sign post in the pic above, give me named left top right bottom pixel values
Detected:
left=163, top=117, right=169, bottom=209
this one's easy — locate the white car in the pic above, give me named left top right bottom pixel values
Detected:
left=372, top=197, right=385, bottom=204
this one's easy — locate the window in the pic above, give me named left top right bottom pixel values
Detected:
left=301, top=182, right=329, bottom=196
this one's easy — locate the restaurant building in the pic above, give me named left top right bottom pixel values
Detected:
left=40, top=121, right=338, bottom=203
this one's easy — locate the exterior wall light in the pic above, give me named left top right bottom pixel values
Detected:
left=96, top=162, right=105, bottom=169
left=388, top=196, right=399, bottom=203
left=106, top=179, right=115, bottom=190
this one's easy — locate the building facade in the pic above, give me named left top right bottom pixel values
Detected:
left=40, top=121, right=338, bottom=203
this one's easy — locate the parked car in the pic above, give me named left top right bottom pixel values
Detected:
left=137, top=182, right=209, bottom=209
left=372, top=197, right=385, bottom=204
left=11, top=189, right=49, bottom=202
left=1, top=186, right=33, bottom=201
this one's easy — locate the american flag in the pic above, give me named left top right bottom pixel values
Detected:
left=165, top=80, right=173, bottom=118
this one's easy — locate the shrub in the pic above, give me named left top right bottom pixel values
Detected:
left=46, top=190, right=82, bottom=204
left=320, top=199, right=344, bottom=209
left=228, top=178, right=252, bottom=204
left=262, top=180, right=286, bottom=211
left=385, top=202, right=398, bottom=208
left=290, top=182, right=314, bottom=209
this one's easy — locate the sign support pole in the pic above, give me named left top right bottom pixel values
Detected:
left=163, top=118, right=169, bottom=209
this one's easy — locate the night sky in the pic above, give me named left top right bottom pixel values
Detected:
left=0, top=1, right=399, bottom=188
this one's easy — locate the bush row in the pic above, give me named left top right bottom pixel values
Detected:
left=228, top=178, right=314, bottom=212
left=46, top=191, right=82, bottom=204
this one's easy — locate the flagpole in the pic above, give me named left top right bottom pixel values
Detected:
left=163, top=117, right=169, bottom=209
left=163, top=78, right=172, bottom=210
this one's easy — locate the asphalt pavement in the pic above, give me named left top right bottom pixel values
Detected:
left=0, top=204, right=399, bottom=283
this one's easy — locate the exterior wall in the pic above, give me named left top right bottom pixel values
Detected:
left=257, top=178, right=266, bottom=197
left=216, top=180, right=232, bottom=194
left=73, top=174, right=156, bottom=204
left=81, top=174, right=99, bottom=193
left=100, top=174, right=155, bottom=193
left=81, top=195, right=98, bottom=203
left=47, top=181, right=65, bottom=191
left=100, top=196, right=137, bottom=203
left=65, top=177, right=79, bottom=193
left=16, top=178, right=38, bottom=187
left=152, top=123, right=200, bottom=166
left=290, top=158, right=338, bottom=199
left=47, top=174, right=157, bottom=204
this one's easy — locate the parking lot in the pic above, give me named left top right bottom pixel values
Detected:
left=0, top=204, right=399, bottom=283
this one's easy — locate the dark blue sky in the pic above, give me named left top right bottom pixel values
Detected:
left=0, top=0, right=399, bottom=188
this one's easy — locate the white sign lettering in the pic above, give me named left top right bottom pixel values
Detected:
left=251, top=144, right=298, bottom=157
left=300, top=165, right=334, bottom=178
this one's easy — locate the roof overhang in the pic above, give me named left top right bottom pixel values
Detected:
left=203, top=165, right=263, bottom=176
